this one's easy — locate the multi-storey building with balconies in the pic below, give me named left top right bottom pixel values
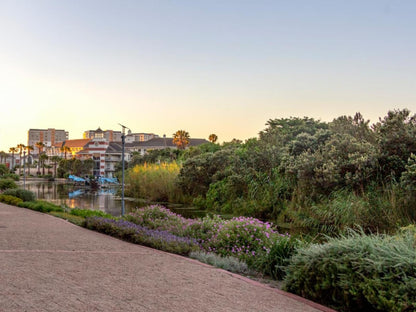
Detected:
left=83, top=128, right=122, bottom=142
left=28, top=128, right=69, bottom=154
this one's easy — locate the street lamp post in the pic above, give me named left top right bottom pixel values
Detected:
left=119, top=123, right=130, bottom=216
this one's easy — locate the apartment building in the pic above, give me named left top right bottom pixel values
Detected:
left=28, top=128, right=69, bottom=154
left=125, top=132, right=159, bottom=143
left=83, top=128, right=122, bottom=142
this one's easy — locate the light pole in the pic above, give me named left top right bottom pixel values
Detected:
left=119, top=123, right=130, bottom=216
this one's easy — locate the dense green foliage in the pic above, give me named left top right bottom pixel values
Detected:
left=18, top=201, right=64, bottom=213
left=0, top=194, right=23, bottom=205
left=0, top=178, right=17, bottom=190
left=49, top=211, right=86, bottom=226
left=69, top=208, right=113, bottom=219
left=57, top=158, right=95, bottom=178
left=173, top=109, right=416, bottom=234
left=284, top=229, right=416, bottom=312
left=3, top=188, right=35, bottom=202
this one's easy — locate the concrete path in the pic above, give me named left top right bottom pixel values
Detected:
left=0, top=203, right=335, bottom=312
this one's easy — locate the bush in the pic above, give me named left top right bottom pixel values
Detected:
left=189, top=251, right=253, bottom=275
left=201, top=216, right=280, bottom=266
left=85, top=217, right=199, bottom=255
left=284, top=229, right=416, bottom=312
left=0, top=194, right=23, bottom=206
left=3, top=188, right=35, bottom=202
left=18, top=201, right=64, bottom=213
left=70, top=208, right=113, bottom=219
left=125, top=205, right=196, bottom=236
left=0, top=178, right=17, bottom=190
left=1, top=173, right=19, bottom=181
left=254, top=235, right=299, bottom=280
left=49, top=211, right=86, bottom=226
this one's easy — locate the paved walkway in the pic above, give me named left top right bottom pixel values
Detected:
left=0, top=203, right=335, bottom=312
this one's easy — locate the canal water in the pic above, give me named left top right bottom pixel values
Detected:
left=24, top=180, right=206, bottom=218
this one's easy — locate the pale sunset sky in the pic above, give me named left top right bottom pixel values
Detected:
left=1, top=0, right=415, bottom=151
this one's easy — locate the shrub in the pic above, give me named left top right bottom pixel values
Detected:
left=201, top=216, right=281, bottom=266
left=85, top=217, right=199, bottom=255
left=125, top=205, right=192, bottom=236
left=3, top=188, right=35, bottom=202
left=126, top=205, right=224, bottom=242
left=1, top=173, right=19, bottom=181
left=49, top=211, right=86, bottom=226
left=18, top=201, right=64, bottom=213
left=254, top=235, right=300, bottom=280
left=0, top=178, right=17, bottom=190
left=0, top=194, right=23, bottom=206
left=284, top=229, right=416, bottom=312
left=189, top=251, right=253, bottom=275
left=70, top=208, right=113, bottom=219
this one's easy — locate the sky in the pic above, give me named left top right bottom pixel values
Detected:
left=1, top=0, right=416, bottom=151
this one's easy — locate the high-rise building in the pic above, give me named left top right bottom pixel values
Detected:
left=28, top=128, right=69, bottom=154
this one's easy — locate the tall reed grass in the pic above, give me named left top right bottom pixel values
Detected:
left=125, top=162, right=185, bottom=202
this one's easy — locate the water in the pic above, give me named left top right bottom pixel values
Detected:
left=24, top=180, right=206, bottom=218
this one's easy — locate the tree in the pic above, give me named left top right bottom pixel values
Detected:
left=373, top=109, right=416, bottom=180
left=17, top=144, right=25, bottom=175
left=25, top=146, right=34, bottom=174
left=60, top=145, right=71, bottom=159
left=208, top=134, right=218, bottom=143
left=35, top=141, right=45, bottom=155
left=39, top=153, right=49, bottom=176
left=0, top=151, right=6, bottom=164
left=35, top=141, right=45, bottom=174
left=9, top=147, right=18, bottom=172
left=173, top=130, right=190, bottom=150
left=50, top=156, right=61, bottom=177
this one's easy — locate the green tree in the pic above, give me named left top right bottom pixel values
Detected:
left=50, top=156, right=61, bottom=177
left=35, top=141, right=45, bottom=174
left=173, top=130, right=190, bottom=150
left=60, top=145, right=71, bottom=159
left=0, top=151, right=7, bottom=164
left=374, top=109, right=416, bottom=181
left=0, top=163, right=9, bottom=175
left=39, top=153, right=49, bottom=176
left=8, top=147, right=18, bottom=171
left=25, top=145, right=34, bottom=174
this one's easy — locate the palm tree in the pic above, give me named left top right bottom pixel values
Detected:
left=9, top=147, right=18, bottom=171
left=39, top=153, right=49, bottom=176
left=172, top=130, right=190, bottom=150
left=50, top=156, right=61, bottom=177
left=26, top=146, right=34, bottom=175
left=35, top=141, right=45, bottom=155
left=17, top=144, right=25, bottom=175
left=35, top=142, right=45, bottom=174
left=60, top=145, right=71, bottom=159
left=208, top=134, right=218, bottom=143
left=0, top=151, right=6, bottom=164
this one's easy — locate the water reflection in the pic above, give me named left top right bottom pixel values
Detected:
left=24, top=180, right=206, bottom=218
